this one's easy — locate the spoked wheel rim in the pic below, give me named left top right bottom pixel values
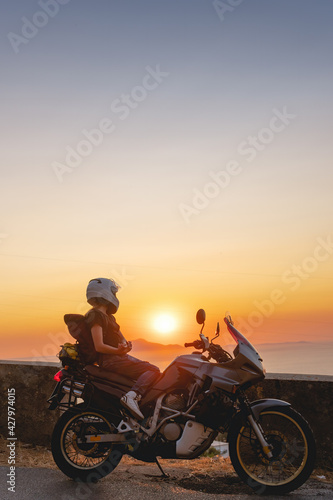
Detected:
left=236, top=411, right=309, bottom=486
left=60, top=412, right=114, bottom=470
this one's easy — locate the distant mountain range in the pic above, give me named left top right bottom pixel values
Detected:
left=130, top=338, right=189, bottom=368
left=132, top=338, right=315, bottom=347
left=132, top=338, right=186, bottom=350
left=131, top=338, right=314, bottom=352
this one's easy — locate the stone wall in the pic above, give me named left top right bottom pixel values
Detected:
left=0, top=361, right=332, bottom=467
left=0, top=361, right=61, bottom=446
left=247, top=373, right=333, bottom=468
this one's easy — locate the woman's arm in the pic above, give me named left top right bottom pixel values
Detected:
left=91, top=324, right=131, bottom=354
left=117, top=330, right=132, bottom=350
left=117, top=330, right=127, bottom=343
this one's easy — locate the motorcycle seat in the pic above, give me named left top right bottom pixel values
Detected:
left=84, top=364, right=135, bottom=387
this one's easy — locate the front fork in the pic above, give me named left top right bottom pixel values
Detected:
left=240, top=394, right=273, bottom=459
left=247, top=414, right=273, bottom=459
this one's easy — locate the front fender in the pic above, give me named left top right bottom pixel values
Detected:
left=250, top=398, right=290, bottom=420
left=227, top=399, right=291, bottom=443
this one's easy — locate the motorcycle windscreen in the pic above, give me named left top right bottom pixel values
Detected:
left=225, top=319, right=258, bottom=353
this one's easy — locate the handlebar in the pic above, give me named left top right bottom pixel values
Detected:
left=184, top=337, right=232, bottom=363
left=184, top=340, right=204, bottom=349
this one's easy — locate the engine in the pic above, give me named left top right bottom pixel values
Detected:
left=159, top=392, right=187, bottom=442
left=150, top=391, right=215, bottom=459
left=160, top=422, right=183, bottom=441
left=163, top=392, right=187, bottom=411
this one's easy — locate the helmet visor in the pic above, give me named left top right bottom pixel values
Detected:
left=110, top=280, right=121, bottom=294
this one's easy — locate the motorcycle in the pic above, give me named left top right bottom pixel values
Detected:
left=48, top=310, right=316, bottom=495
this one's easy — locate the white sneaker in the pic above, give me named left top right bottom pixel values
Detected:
left=120, top=391, right=144, bottom=420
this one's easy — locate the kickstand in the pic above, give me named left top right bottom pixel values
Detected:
left=155, top=457, right=169, bottom=478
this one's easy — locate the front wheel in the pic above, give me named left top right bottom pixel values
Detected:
left=228, top=406, right=316, bottom=495
left=51, top=406, right=125, bottom=482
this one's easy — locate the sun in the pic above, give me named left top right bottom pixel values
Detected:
left=153, top=313, right=177, bottom=335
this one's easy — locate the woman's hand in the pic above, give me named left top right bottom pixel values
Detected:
left=117, top=341, right=132, bottom=355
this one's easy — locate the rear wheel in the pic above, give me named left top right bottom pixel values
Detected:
left=51, top=407, right=125, bottom=482
left=228, top=406, right=316, bottom=495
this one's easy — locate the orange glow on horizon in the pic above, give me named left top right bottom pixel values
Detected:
left=1, top=249, right=333, bottom=359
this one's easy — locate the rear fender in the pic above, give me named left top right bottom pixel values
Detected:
left=250, top=398, right=290, bottom=420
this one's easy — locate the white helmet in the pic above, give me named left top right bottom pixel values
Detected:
left=86, top=278, right=120, bottom=312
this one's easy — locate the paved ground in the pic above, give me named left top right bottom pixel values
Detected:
left=1, top=461, right=333, bottom=500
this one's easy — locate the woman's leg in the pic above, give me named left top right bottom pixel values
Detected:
left=125, top=356, right=160, bottom=396
left=101, top=355, right=160, bottom=419
left=101, top=355, right=160, bottom=396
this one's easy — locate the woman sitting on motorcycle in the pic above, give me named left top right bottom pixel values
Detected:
left=85, top=277, right=160, bottom=420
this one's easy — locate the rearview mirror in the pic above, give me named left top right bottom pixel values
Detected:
left=196, top=309, right=206, bottom=325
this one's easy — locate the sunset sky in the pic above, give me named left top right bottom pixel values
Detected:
left=1, top=1, right=333, bottom=359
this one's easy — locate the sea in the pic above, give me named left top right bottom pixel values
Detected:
left=248, top=342, right=333, bottom=376
left=4, top=341, right=333, bottom=376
